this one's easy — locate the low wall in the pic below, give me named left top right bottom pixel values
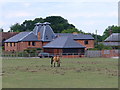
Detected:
left=2, top=50, right=119, bottom=58
left=85, top=50, right=119, bottom=58
left=101, top=50, right=119, bottom=58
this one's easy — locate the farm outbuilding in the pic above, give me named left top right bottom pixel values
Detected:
left=43, top=36, right=85, bottom=55
left=4, top=22, right=94, bottom=53
left=103, top=33, right=120, bottom=49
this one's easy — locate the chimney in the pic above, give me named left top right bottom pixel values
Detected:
left=38, top=32, right=41, bottom=40
left=109, top=30, right=112, bottom=35
left=73, top=32, right=78, bottom=35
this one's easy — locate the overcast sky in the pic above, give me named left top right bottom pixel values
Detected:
left=0, top=0, right=119, bottom=35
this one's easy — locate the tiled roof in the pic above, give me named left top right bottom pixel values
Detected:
left=4, top=22, right=94, bottom=43
left=33, top=23, right=42, bottom=35
left=104, top=33, right=120, bottom=42
left=40, top=24, right=56, bottom=41
left=20, top=32, right=39, bottom=41
left=4, top=22, right=56, bottom=42
left=32, top=22, right=56, bottom=41
left=1, top=32, right=19, bottom=40
left=56, top=33, right=94, bottom=40
left=4, top=32, right=30, bottom=42
left=43, top=36, right=86, bottom=48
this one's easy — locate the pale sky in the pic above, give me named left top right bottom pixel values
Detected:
left=0, top=0, right=119, bottom=35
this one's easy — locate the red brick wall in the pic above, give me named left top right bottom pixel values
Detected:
left=5, top=41, right=43, bottom=51
left=101, top=50, right=119, bottom=58
left=5, top=42, right=18, bottom=51
left=75, top=40, right=94, bottom=49
left=1, top=32, right=19, bottom=46
left=1, top=32, right=19, bottom=40
left=42, top=42, right=50, bottom=46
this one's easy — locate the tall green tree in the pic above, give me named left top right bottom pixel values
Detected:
left=102, top=25, right=120, bottom=40
left=21, top=18, right=44, bottom=32
left=44, top=16, right=75, bottom=33
left=62, top=28, right=84, bottom=33
left=10, top=23, right=22, bottom=32
left=10, top=16, right=76, bottom=33
left=91, top=34, right=103, bottom=42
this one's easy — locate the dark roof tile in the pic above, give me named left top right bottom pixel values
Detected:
left=43, top=36, right=85, bottom=48
left=55, top=33, right=94, bottom=40
left=4, top=32, right=30, bottom=42
left=104, top=33, right=120, bottom=42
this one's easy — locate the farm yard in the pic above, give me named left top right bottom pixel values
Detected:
left=2, top=58, right=118, bottom=88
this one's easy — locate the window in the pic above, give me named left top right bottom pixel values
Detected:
left=28, top=42, right=31, bottom=46
left=52, top=35, right=54, bottom=39
left=81, top=49, right=85, bottom=54
left=63, top=49, right=78, bottom=54
left=32, top=42, right=35, bottom=46
left=8, top=43, right=10, bottom=46
left=84, top=40, right=88, bottom=45
left=10, top=43, right=12, bottom=47
left=46, top=35, right=48, bottom=40
left=6, top=43, right=8, bottom=46
left=14, top=43, right=15, bottom=46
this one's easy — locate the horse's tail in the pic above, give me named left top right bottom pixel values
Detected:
left=51, top=56, right=54, bottom=64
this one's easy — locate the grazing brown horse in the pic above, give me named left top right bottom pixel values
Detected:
left=51, top=55, right=61, bottom=67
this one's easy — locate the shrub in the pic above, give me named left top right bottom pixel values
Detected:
left=95, top=43, right=112, bottom=50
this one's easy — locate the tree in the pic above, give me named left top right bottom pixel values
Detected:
left=91, top=34, right=103, bottom=42
left=44, top=16, right=75, bottom=33
left=95, top=43, right=112, bottom=50
left=102, top=25, right=120, bottom=40
left=61, top=28, right=84, bottom=33
left=10, top=16, right=76, bottom=33
left=10, top=23, right=22, bottom=32
left=21, top=18, right=44, bottom=32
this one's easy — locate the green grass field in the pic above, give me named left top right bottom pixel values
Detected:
left=2, top=58, right=118, bottom=88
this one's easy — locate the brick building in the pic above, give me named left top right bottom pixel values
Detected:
left=43, top=36, right=85, bottom=54
left=4, top=22, right=56, bottom=51
left=1, top=32, right=19, bottom=46
left=103, top=33, right=120, bottom=49
left=4, top=22, right=94, bottom=52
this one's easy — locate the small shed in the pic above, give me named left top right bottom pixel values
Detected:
left=103, top=33, right=120, bottom=49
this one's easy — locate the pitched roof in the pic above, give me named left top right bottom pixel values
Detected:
left=33, top=23, right=42, bottom=35
left=43, top=36, right=86, bottom=48
left=33, top=22, right=56, bottom=41
left=40, top=24, right=56, bottom=41
left=4, top=22, right=56, bottom=42
left=55, top=33, right=94, bottom=40
left=4, top=32, right=31, bottom=42
left=1, top=32, right=19, bottom=40
left=20, top=32, right=38, bottom=41
left=4, top=22, right=94, bottom=43
left=104, top=33, right=120, bottom=42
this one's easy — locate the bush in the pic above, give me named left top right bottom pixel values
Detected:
left=88, top=43, right=112, bottom=50
left=2, top=46, right=4, bottom=50
left=95, top=43, right=112, bottom=50
left=24, top=48, right=37, bottom=53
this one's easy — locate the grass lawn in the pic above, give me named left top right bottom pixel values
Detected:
left=2, top=57, right=118, bottom=88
